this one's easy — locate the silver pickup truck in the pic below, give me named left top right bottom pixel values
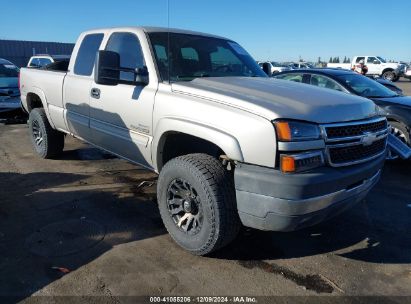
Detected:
left=19, top=27, right=388, bottom=255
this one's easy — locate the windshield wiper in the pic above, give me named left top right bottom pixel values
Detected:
left=175, top=74, right=210, bottom=80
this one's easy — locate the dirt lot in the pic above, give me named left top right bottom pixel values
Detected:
left=399, top=78, right=411, bottom=95
left=1, top=81, right=411, bottom=303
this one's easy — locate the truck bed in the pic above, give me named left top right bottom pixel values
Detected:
left=20, top=68, right=67, bottom=111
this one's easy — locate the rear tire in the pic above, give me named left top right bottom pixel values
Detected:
left=28, top=108, right=64, bottom=159
left=157, top=153, right=240, bottom=255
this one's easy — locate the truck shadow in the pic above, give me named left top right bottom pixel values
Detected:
left=212, top=161, right=411, bottom=264
left=0, top=170, right=165, bottom=302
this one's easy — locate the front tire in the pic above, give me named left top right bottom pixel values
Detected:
left=387, top=121, right=410, bottom=160
left=390, top=121, right=410, bottom=144
left=28, top=108, right=64, bottom=159
left=157, top=154, right=240, bottom=255
left=382, top=70, right=395, bottom=81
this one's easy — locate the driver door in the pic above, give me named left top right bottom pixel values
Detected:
left=89, top=31, right=156, bottom=168
left=366, top=56, right=380, bottom=75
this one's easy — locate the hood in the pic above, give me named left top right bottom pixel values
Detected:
left=171, top=77, right=378, bottom=124
left=382, top=62, right=400, bottom=69
left=372, top=95, right=411, bottom=107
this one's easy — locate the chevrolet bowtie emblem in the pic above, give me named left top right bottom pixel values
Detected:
left=361, top=133, right=378, bottom=146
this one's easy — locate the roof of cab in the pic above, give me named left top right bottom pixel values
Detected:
left=81, top=26, right=229, bottom=40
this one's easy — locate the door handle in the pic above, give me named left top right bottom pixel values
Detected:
left=90, top=88, right=101, bottom=99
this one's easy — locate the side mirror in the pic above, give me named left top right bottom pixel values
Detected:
left=134, top=66, right=149, bottom=85
left=262, top=62, right=272, bottom=76
left=373, top=60, right=380, bottom=64
left=94, top=50, right=120, bottom=86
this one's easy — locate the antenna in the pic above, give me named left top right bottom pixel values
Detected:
left=167, top=0, right=170, bottom=83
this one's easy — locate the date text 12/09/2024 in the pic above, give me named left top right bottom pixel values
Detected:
left=149, top=296, right=257, bottom=303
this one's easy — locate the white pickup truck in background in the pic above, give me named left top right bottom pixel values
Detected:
left=27, top=54, right=71, bottom=68
left=327, top=56, right=405, bottom=81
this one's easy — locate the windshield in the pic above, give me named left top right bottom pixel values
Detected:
left=377, top=56, right=386, bottom=63
left=271, top=62, right=281, bottom=66
left=336, top=74, right=398, bottom=98
left=0, top=63, right=19, bottom=78
left=148, top=32, right=267, bottom=82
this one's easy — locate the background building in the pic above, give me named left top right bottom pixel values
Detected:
left=0, top=39, right=74, bottom=67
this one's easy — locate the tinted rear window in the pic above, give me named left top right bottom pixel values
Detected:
left=74, top=33, right=104, bottom=76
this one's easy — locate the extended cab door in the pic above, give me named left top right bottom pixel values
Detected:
left=63, top=33, right=104, bottom=140
left=89, top=31, right=157, bottom=169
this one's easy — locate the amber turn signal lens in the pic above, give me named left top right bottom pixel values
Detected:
left=275, top=121, right=291, bottom=141
left=280, top=155, right=296, bottom=173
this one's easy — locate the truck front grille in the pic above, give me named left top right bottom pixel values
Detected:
left=329, top=138, right=386, bottom=165
left=322, top=117, right=388, bottom=167
left=325, top=119, right=387, bottom=139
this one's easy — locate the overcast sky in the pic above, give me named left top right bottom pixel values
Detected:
left=1, top=0, right=410, bottom=62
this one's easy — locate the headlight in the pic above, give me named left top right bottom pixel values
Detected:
left=376, top=106, right=388, bottom=116
left=274, top=120, right=321, bottom=141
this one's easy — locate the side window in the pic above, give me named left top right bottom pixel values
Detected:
left=38, top=58, right=52, bottom=67
left=181, top=47, right=199, bottom=61
left=153, top=44, right=168, bottom=79
left=30, top=58, right=39, bottom=67
left=74, top=33, right=104, bottom=76
left=355, top=57, right=365, bottom=63
left=367, top=57, right=378, bottom=64
left=275, top=73, right=303, bottom=82
left=105, top=32, right=145, bottom=82
left=310, top=75, right=343, bottom=91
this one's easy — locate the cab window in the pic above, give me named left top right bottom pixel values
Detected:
left=105, top=32, right=145, bottom=83
left=74, top=33, right=104, bottom=76
left=355, top=57, right=365, bottom=63
left=38, top=58, right=52, bottom=67
left=30, top=58, right=40, bottom=67
left=367, top=57, right=379, bottom=64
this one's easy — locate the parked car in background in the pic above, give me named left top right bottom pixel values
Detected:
left=327, top=56, right=405, bottom=82
left=287, top=62, right=314, bottom=69
left=19, top=26, right=387, bottom=255
left=258, top=61, right=290, bottom=74
left=0, top=58, right=24, bottom=120
left=27, top=54, right=71, bottom=68
left=404, top=66, right=411, bottom=81
left=368, top=77, right=404, bottom=95
left=274, top=69, right=411, bottom=149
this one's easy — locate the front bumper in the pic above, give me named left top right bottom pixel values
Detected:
left=234, top=155, right=384, bottom=231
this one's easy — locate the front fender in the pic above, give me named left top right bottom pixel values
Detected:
left=384, top=105, right=411, bottom=129
left=152, top=117, right=244, bottom=171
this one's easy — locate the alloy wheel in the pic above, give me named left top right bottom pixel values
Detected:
left=32, top=120, right=44, bottom=146
left=166, top=178, right=203, bottom=235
